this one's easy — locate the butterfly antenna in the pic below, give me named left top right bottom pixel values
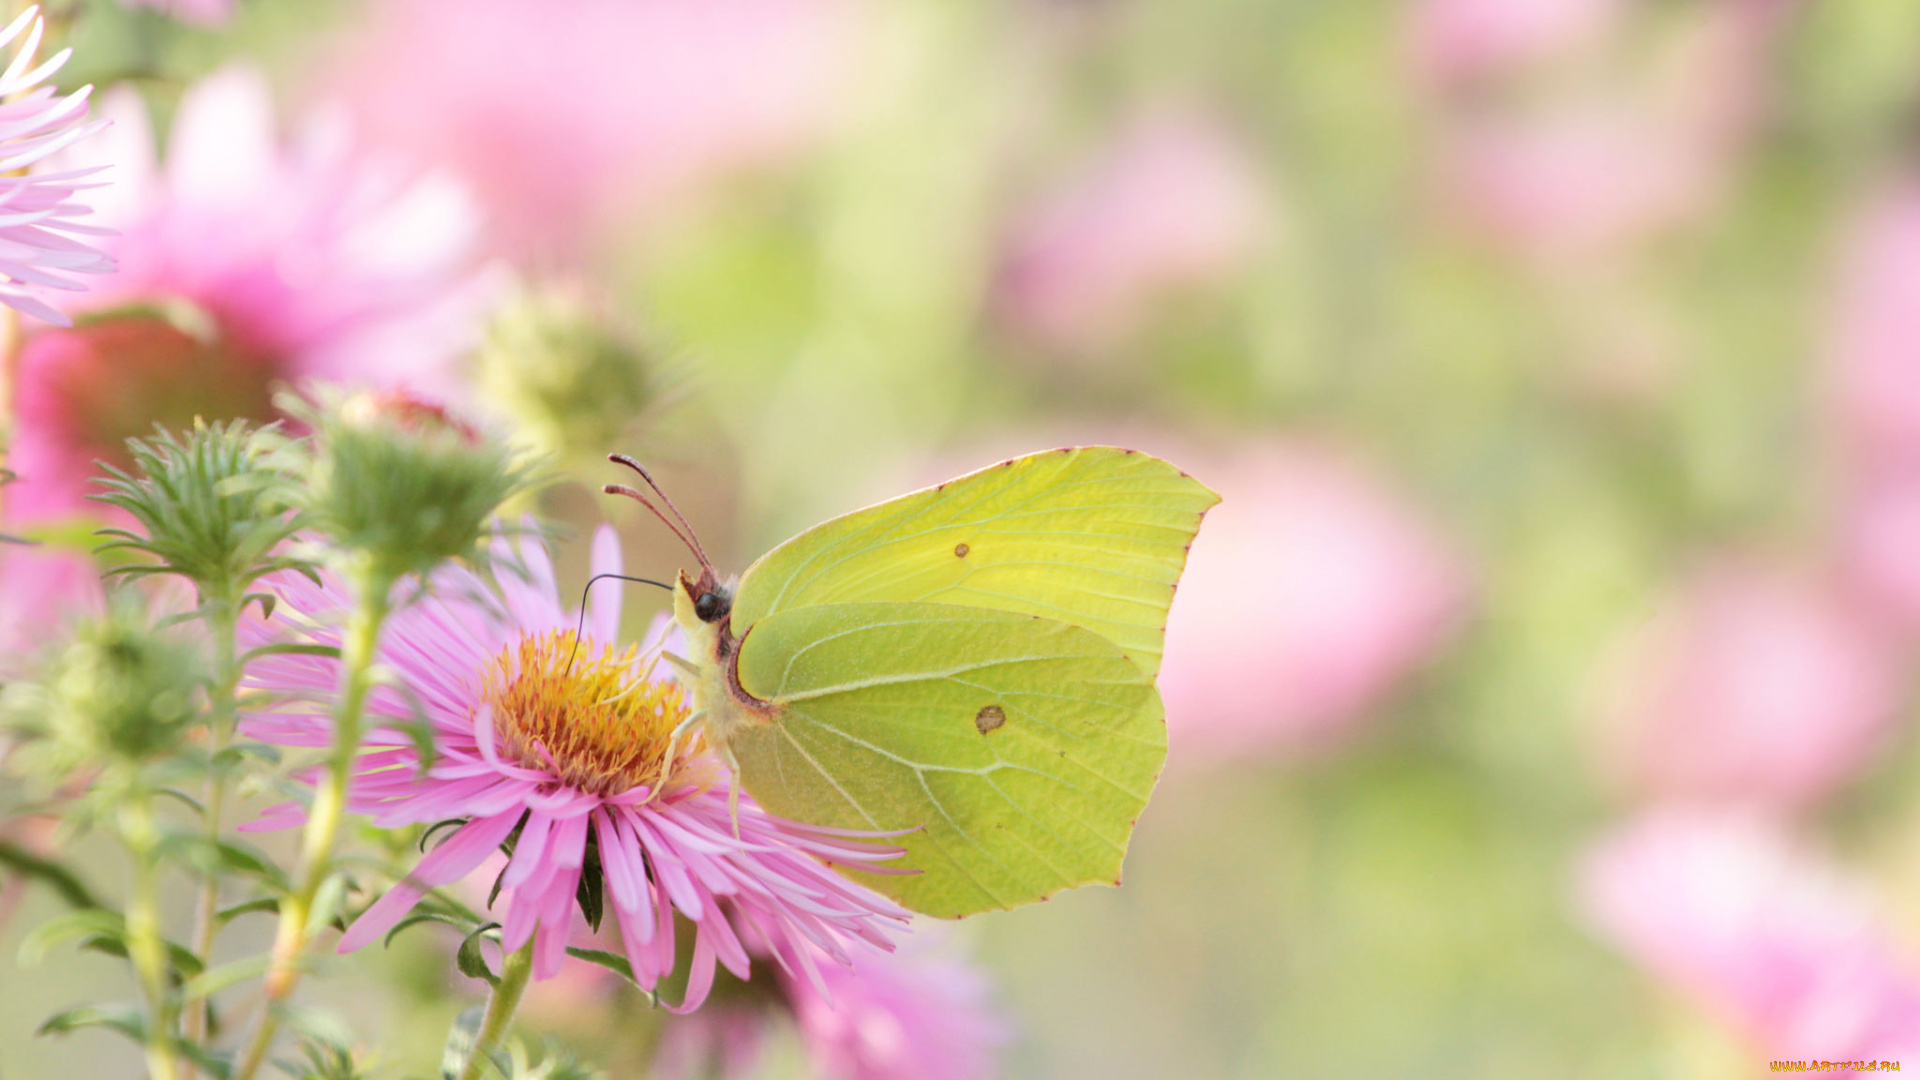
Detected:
left=564, top=572, right=673, bottom=674
left=607, top=454, right=714, bottom=575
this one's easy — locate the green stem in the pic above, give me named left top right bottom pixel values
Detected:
left=181, top=597, right=240, bottom=1079
left=123, top=798, right=179, bottom=1080
left=231, top=567, right=394, bottom=1080
left=456, top=942, right=535, bottom=1080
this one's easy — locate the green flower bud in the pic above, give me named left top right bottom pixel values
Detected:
left=286, top=385, right=539, bottom=582
left=12, top=602, right=205, bottom=765
left=475, top=283, right=660, bottom=465
left=91, top=419, right=305, bottom=601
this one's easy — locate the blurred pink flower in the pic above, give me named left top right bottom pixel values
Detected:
left=1437, top=0, right=1789, bottom=267
left=1158, top=442, right=1470, bottom=760
left=653, top=998, right=778, bottom=1080
left=653, top=934, right=1009, bottom=1080
left=1595, top=561, right=1902, bottom=808
left=787, top=939, right=1009, bottom=1080
left=1836, top=469, right=1920, bottom=637
left=0, top=543, right=98, bottom=675
left=0, top=8, right=114, bottom=326
left=1580, top=809, right=1920, bottom=1067
left=326, top=0, right=852, bottom=261
left=996, top=112, right=1270, bottom=357
left=1830, top=184, right=1920, bottom=468
left=4, top=65, right=483, bottom=524
left=118, top=0, right=232, bottom=25
left=1408, top=0, right=1621, bottom=88
left=1441, top=106, right=1715, bottom=267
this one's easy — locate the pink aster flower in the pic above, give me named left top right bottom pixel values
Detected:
left=239, top=525, right=911, bottom=1003
left=1157, top=441, right=1470, bottom=760
left=1579, top=809, right=1920, bottom=1066
left=6, top=64, right=483, bottom=523
left=994, top=110, right=1271, bottom=359
left=0, top=7, right=114, bottom=326
left=1592, top=560, right=1902, bottom=808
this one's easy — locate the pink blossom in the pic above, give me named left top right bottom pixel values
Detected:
left=1580, top=809, right=1920, bottom=1068
left=117, top=0, right=232, bottom=25
left=5, top=66, right=483, bottom=523
left=1594, top=561, right=1902, bottom=808
left=654, top=930, right=1008, bottom=1080
left=1836, top=468, right=1920, bottom=637
left=1407, top=0, right=1621, bottom=88
left=1440, top=106, right=1717, bottom=267
left=1157, top=442, right=1469, bottom=760
left=240, top=526, right=910, bottom=1002
left=1436, top=0, right=1789, bottom=267
left=995, top=112, right=1270, bottom=357
left=0, top=7, right=114, bottom=326
left=786, top=938, right=1009, bottom=1080
left=653, top=999, right=779, bottom=1080
left=325, top=0, right=852, bottom=260
left=0, top=543, right=99, bottom=676
left=1829, top=184, right=1920, bottom=468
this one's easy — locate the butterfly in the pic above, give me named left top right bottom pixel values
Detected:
left=605, top=447, right=1217, bottom=918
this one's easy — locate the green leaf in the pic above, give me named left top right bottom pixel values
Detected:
left=240, top=642, right=342, bottom=665
left=440, top=1006, right=486, bottom=1080
left=564, top=947, right=650, bottom=998
left=0, top=839, right=101, bottom=909
left=381, top=911, right=474, bottom=948
left=19, top=909, right=125, bottom=966
left=215, top=897, right=281, bottom=925
left=154, top=787, right=208, bottom=815
left=156, top=835, right=290, bottom=892
left=455, top=924, right=501, bottom=987
left=36, top=1002, right=146, bottom=1042
left=179, top=955, right=271, bottom=1004
left=78, top=934, right=207, bottom=979
left=178, top=1038, right=234, bottom=1079
left=307, top=872, right=350, bottom=937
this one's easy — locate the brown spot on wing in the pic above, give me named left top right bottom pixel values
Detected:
left=954, top=542, right=970, bottom=558
left=974, top=704, right=1006, bottom=735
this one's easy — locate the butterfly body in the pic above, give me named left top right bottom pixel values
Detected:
left=642, top=446, right=1218, bottom=918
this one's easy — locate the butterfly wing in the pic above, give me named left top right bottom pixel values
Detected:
left=729, top=447, right=1218, bottom=679
left=731, top=601, right=1166, bottom=917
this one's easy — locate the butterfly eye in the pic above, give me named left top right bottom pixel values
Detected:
left=694, top=591, right=727, bottom=622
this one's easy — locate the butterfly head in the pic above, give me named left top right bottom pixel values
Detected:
left=679, top=567, right=734, bottom=625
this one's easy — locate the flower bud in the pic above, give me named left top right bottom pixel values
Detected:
left=91, top=419, right=301, bottom=598
left=14, top=602, right=205, bottom=765
left=288, top=385, right=537, bottom=581
left=475, top=283, right=658, bottom=465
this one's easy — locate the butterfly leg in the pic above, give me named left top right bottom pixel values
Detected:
left=652, top=709, right=705, bottom=795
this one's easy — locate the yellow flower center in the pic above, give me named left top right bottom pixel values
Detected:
left=478, top=629, right=706, bottom=797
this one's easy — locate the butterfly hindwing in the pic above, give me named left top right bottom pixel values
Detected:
left=730, top=600, right=1166, bottom=917
left=729, top=447, right=1218, bottom=679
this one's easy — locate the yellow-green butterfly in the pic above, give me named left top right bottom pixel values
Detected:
left=605, top=447, right=1217, bottom=918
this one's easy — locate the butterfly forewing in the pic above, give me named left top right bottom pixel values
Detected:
left=729, top=447, right=1218, bottom=679
left=730, top=601, right=1167, bottom=917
